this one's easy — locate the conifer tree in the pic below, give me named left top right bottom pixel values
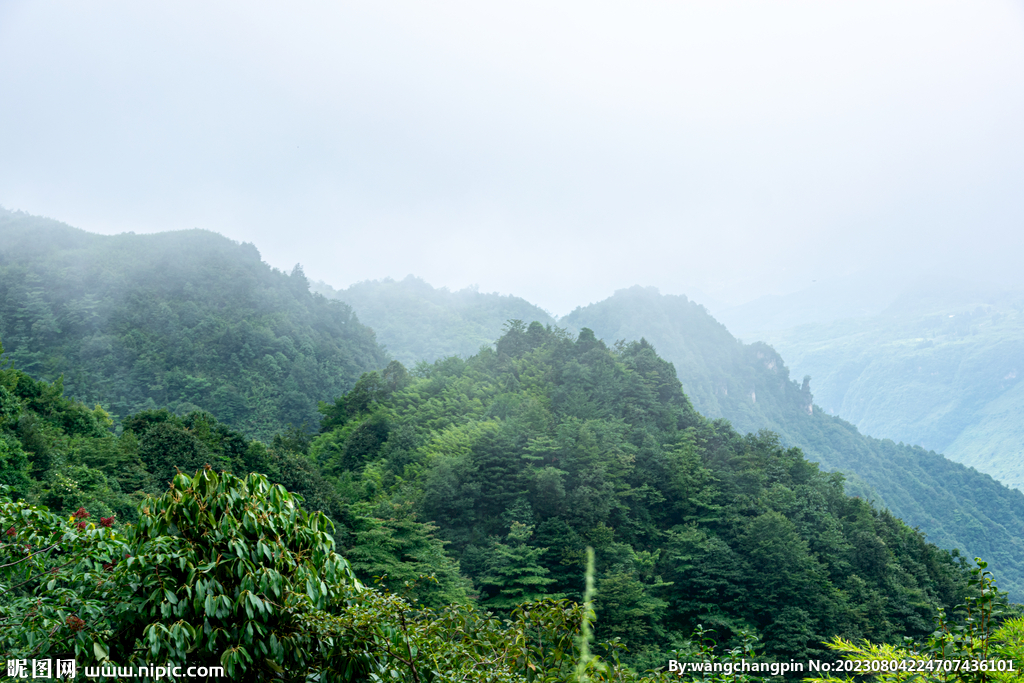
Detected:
left=479, top=522, right=556, bottom=608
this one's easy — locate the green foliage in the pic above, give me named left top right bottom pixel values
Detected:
left=112, top=468, right=361, bottom=677
left=344, top=500, right=470, bottom=608
left=314, top=323, right=974, bottom=662
left=0, top=210, right=387, bottom=441
left=809, top=559, right=1022, bottom=683
left=303, top=594, right=594, bottom=682
left=575, top=546, right=608, bottom=682
left=1, top=469, right=363, bottom=678
left=1, top=473, right=664, bottom=681
left=920, top=559, right=1013, bottom=679
left=0, top=352, right=466, bottom=628
left=0, top=359, right=143, bottom=517
left=479, top=522, right=557, bottom=609
left=560, top=285, right=1024, bottom=602
left=0, top=355, right=1007, bottom=679
left=0, top=490, right=130, bottom=661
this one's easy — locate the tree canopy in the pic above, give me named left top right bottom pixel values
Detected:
left=306, top=322, right=974, bottom=665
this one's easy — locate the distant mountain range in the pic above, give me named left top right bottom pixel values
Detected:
left=733, top=281, right=1024, bottom=491
left=3, top=210, right=1024, bottom=598
left=311, top=276, right=555, bottom=367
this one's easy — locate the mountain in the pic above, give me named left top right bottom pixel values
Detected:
left=2, top=211, right=1022, bottom=600
left=559, top=286, right=1024, bottom=600
left=750, top=284, right=1024, bottom=490
left=312, top=322, right=971, bottom=664
left=0, top=209, right=387, bottom=441
left=0, top=321, right=979, bottom=670
left=313, top=276, right=556, bottom=366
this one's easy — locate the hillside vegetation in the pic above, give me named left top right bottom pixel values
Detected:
left=0, top=209, right=387, bottom=441
left=0, top=326, right=979, bottom=670
left=560, top=287, right=1024, bottom=600
left=4, top=210, right=1020, bottom=601
left=2, top=214, right=1023, bottom=676
left=310, top=322, right=989, bottom=665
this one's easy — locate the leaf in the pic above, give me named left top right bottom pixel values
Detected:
left=93, top=641, right=109, bottom=661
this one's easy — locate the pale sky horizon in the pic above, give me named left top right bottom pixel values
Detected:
left=2, top=1, right=1022, bottom=316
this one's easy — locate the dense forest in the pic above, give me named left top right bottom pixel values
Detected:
left=753, top=285, right=1024, bottom=490
left=0, top=209, right=387, bottom=441
left=310, top=321, right=985, bottom=664
left=560, top=287, right=1024, bottom=600
left=306, top=277, right=1024, bottom=602
left=2, top=325, right=1003, bottom=676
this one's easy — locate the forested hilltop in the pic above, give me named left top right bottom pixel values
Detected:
left=0, top=209, right=387, bottom=441
left=749, top=284, right=1024, bottom=490
left=0, top=326, right=982, bottom=671
left=313, top=322, right=986, bottom=665
left=313, top=276, right=556, bottom=366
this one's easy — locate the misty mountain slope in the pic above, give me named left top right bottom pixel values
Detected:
left=756, top=289, right=1024, bottom=489
left=560, top=286, right=1024, bottom=598
left=561, top=286, right=813, bottom=433
left=0, top=209, right=387, bottom=440
left=713, top=270, right=909, bottom=338
left=4, top=212, right=1023, bottom=596
left=313, top=276, right=556, bottom=366
left=943, top=379, right=1024, bottom=486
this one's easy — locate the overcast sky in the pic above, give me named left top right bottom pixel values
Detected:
left=1, top=1, right=1022, bottom=316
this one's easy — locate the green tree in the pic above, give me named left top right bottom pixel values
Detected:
left=343, top=501, right=470, bottom=608
left=109, top=468, right=362, bottom=677
left=0, top=488, right=131, bottom=661
left=479, top=522, right=557, bottom=609
left=135, top=420, right=216, bottom=489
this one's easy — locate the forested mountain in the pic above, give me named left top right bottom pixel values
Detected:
left=1, top=213, right=1022, bottom=675
left=313, top=276, right=556, bottom=366
left=310, top=322, right=974, bottom=666
left=560, top=286, right=1024, bottom=601
left=2, top=212, right=1022, bottom=607
left=0, top=209, right=387, bottom=441
left=1, top=324, right=979, bottom=670
left=749, top=285, right=1024, bottom=490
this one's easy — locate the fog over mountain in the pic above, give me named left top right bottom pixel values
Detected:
left=2, top=1, right=1022, bottom=317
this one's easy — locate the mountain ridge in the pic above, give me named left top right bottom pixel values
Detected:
left=0, top=209, right=388, bottom=441
left=3, top=214, right=1023, bottom=598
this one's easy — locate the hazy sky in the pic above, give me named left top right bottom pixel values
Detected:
left=1, top=1, right=1022, bottom=315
